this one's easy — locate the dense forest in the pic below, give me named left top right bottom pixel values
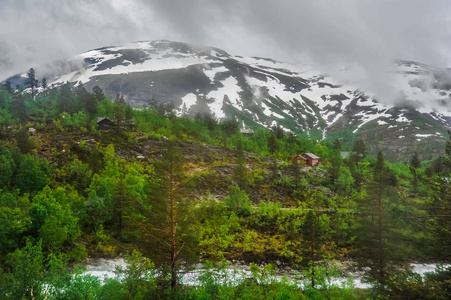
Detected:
left=0, top=69, right=451, bottom=299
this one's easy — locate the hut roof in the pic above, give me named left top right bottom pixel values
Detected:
left=304, top=153, right=320, bottom=159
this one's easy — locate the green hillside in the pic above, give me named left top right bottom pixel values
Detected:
left=0, top=81, right=450, bottom=299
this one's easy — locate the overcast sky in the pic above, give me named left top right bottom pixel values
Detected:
left=2, top=0, right=451, bottom=91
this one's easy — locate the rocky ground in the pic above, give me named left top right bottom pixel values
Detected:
left=20, top=125, right=327, bottom=207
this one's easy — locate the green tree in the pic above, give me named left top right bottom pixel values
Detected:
left=125, top=105, right=133, bottom=129
left=74, top=86, right=91, bottom=113
left=146, top=140, right=198, bottom=289
left=333, top=139, right=342, bottom=150
left=5, top=240, right=46, bottom=299
left=11, top=92, right=27, bottom=123
left=337, top=166, right=354, bottom=195
left=327, top=149, right=342, bottom=190
left=41, top=77, right=47, bottom=98
left=58, top=83, right=73, bottom=113
left=224, top=184, right=252, bottom=217
left=428, top=132, right=451, bottom=259
left=2, top=80, right=13, bottom=94
left=349, top=139, right=366, bottom=191
left=351, top=139, right=366, bottom=163
left=92, top=85, right=104, bottom=102
left=113, top=104, right=124, bottom=135
left=16, top=155, right=50, bottom=194
left=3, top=239, right=68, bottom=299
left=0, top=192, right=31, bottom=263
left=85, top=93, right=98, bottom=117
left=301, top=191, right=331, bottom=288
left=115, top=93, right=126, bottom=105
left=39, top=215, right=69, bottom=251
left=25, top=68, right=38, bottom=98
left=267, top=134, right=279, bottom=155
left=15, top=127, right=33, bottom=154
left=197, top=194, right=237, bottom=259
left=301, top=210, right=330, bottom=288
left=356, top=151, right=403, bottom=284
left=30, top=186, right=80, bottom=252
left=112, top=176, right=132, bottom=237
left=272, top=125, right=284, bottom=139
left=220, top=119, right=238, bottom=148
left=113, top=250, right=157, bottom=299
left=433, top=156, right=444, bottom=174
left=88, top=146, right=105, bottom=174
left=410, top=152, right=421, bottom=169
left=66, top=159, right=92, bottom=193
left=0, top=152, right=15, bottom=188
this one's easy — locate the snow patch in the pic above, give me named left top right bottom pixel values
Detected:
left=206, top=76, right=242, bottom=119
left=204, top=66, right=228, bottom=83
left=178, top=93, right=198, bottom=115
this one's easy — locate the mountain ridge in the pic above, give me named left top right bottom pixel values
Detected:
left=5, top=40, right=451, bottom=161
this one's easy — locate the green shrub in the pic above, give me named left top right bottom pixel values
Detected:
left=225, top=184, right=252, bottom=217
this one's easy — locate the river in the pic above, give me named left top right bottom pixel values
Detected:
left=81, top=258, right=447, bottom=289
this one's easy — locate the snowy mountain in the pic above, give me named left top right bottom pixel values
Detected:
left=7, top=40, right=451, bottom=161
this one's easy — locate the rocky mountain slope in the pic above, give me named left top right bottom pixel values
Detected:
left=6, top=40, right=451, bottom=161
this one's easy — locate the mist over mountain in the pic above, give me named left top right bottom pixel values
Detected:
left=6, top=40, right=451, bottom=161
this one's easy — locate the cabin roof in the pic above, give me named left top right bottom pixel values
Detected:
left=97, top=117, right=113, bottom=123
left=295, top=154, right=307, bottom=160
left=97, top=117, right=134, bottom=125
left=304, top=153, right=320, bottom=159
left=240, top=128, right=254, bottom=134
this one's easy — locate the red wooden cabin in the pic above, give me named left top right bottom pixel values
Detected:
left=303, top=153, right=321, bottom=166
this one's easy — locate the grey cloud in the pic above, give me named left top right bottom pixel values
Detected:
left=1, top=0, right=451, bottom=103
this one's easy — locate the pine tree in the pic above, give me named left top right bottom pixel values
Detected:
left=113, top=104, right=124, bottom=135
left=85, top=92, right=98, bottom=117
left=357, top=151, right=403, bottom=284
left=302, top=210, right=320, bottom=288
left=202, top=112, right=217, bottom=131
left=113, top=176, right=131, bottom=237
left=25, top=68, right=38, bottom=98
left=92, top=86, right=104, bottom=102
left=410, top=152, right=421, bottom=169
left=327, top=149, right=342, bottom=189
left=11, top=92, right=27, bottom=123
left=428, top=132, right=451, bottom=259
left=3, top=80, right=13, bottom=94
left=15, top=127, right=32, bottom=154
left=352, top=139, right=366, bottom=162
left=267, top=134, right=279, bottom=155
left=350, top=139, right=366, bottom=191
left=41, top=78, right=47, bottom=98
left=125, top=105, right=133, bottom=130
left=300, top=191, right=330, bottom=288
left=220, top=119, right=238, bottom=148
left=333, top=139, right=342, bottom=150
left=146, top=140, right=198, bottom=289
left=58, top=83, right=73, bottom=113
left=115, top=93, right=126, bottom=105
left=272, top=125, right=284, bottom=139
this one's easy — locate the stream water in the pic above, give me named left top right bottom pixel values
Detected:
left=82, top=258, right=447, bottom=289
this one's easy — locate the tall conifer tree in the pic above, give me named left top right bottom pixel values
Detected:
left=357, top=151, right=404, bottom=285
left=25, top=68, right=38, bottom=98
left=146, top=140, right=198, bottom=289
